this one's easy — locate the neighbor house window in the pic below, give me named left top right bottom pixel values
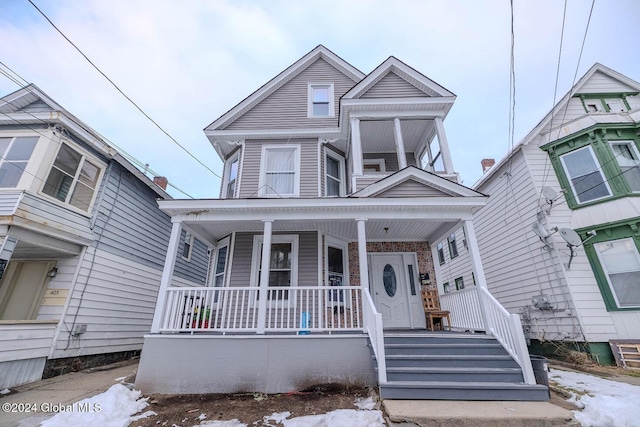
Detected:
left=559, top=146, right=611, bottom=204
left=182, top=231, right=194, bottom=261
left=594, top=238, right=640, bottom=308
left=224, top=154, right=239, bottom=199
left=455, top=277, right=465, bottom=291
left=42, top=143, right=102, bottom=212
left=610, top=141, right=640, bottom=192
left=252, top=235, right=299, bottom=300
left=259, top=145, right=300, bottom=197
left=448, top=233, right=459, bottom=259
left=325, top=150, right=345, bottom=197
left=0, top=136, right=38, bottom=188
left=437, top=242, right=445, bottom=265
left=308, top=83, right=334, bottom=117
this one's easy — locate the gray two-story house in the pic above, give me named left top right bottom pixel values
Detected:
left=136, top=46, right=547, bottom=400
left=0, top=85, right=209, bottom=389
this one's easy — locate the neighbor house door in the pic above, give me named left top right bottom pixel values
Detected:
left=369, top=253, right=425, bottom=329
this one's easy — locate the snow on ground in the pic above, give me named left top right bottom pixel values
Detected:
left=34, top=386, right=384, bottom=427
left=550, top=368, right=640, bottom=427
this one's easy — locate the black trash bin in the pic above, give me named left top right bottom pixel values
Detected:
left=530, top=355, right=549, bottom=386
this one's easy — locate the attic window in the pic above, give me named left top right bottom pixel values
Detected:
left=308, top=83, right=334, bottom=118
left=585, top=102, right=602, bottom=113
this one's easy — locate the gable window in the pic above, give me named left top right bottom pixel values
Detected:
left=559, top=146, right=611, bottom=204
left=585, top=101, right=603, bottom=113
left=594, top=238, right=640, bottom=308
left=224, top=154, right=239, bottom=199
left=610, top=141, right=640, bottom=192
left=0, top=136, right=38, bottom=188
left=448, top=233, right=459, bottom=259
left=252, top=235, right=298, bottom=301
left=325, top=150, right=345, bottom=197
left=259, top=145, right=300, bottom=197
left=182, top=231, right=194, bottom=261
left=308, top=83, right=334, bottom=118
left=437, top=242, right=445, bottom=265
left=42, top=143, right=102, bottom=212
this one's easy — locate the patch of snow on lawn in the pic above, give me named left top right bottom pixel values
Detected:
left=281, top=409, right=385, bottom=427
left=550, top=368, right=640, bottom=427
left=40, top=383, right=151, bottom=427
left=196, top=421, right=246, bottom=427
left=0, top=388, right=10, bottom=395
left=353, top=397, right=375, bottom=410
left=262, top=411, right=291, bottom=426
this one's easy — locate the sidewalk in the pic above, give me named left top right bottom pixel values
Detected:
left=0, top=359, right=138, bottom=427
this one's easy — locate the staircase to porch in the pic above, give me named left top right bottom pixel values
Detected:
left=376, top=332, right=549, bottom=401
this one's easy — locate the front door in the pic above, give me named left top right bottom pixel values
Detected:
left=369, top=253, right=425, bottom=329
left=0, top=261, right=54, bottom=320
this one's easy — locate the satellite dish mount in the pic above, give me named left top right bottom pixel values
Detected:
left=558, top=228, right=597, bottom=269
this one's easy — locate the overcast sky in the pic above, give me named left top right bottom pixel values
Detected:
left=1, top=0, right=639, bottom=198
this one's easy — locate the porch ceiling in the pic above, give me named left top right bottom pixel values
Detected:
left=359, top=119, right=432, bottom=153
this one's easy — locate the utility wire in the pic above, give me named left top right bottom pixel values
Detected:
left=28, top=0, right=222, bottom=181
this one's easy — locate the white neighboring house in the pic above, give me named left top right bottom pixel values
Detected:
left=435, top=63, right=640, bottom=365
left=0, top=85, right=209, bottom=389
left=136, top=45, right=548, bottom=401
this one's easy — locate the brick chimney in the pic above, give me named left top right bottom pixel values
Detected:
left=481, top=159, right=495, bottom=173
left=153, top=176, right=168, bottom=190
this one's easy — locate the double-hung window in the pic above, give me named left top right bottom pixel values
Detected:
left=252, top=235, right=298, bottom=301
left=559, top=146, right=611, bottom=204
left=42, top=143, right=102, bottom=212
left=610, top=141, right=640, bottom=192
left=224, top=155, right=239, bottom=199
left=259, top=145, right=300, bottom=197
left=308, top=83, right=334, bottom=118
left=325, top=150, right=344, bottom=197
left=448, top=233, right=459, bottom=259
left=437, top=242, right=445, bottom=265
left=0, top=136, right=38, bottom=188
left=182, top=231, right=194, bottom=261
left=213, top=239, right=229, bottom=288
left=326, top=237, right=348, bottom=305
left=594, top=238, right=640, bottom=308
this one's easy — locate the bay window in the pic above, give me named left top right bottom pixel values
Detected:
left=559, top=146, right=611, bottom=204
left=610, top=141, right=640, bottom=192
left=594, top=238, right=640, bottom=308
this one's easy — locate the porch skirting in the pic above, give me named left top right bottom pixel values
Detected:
left=135, top=334, right=377, bottom=394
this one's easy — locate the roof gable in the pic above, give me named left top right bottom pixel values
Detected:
left=343, top=56, right=455, bottom=100
left=352, top=166, right=484, bottom=198
left=205, top=45, right=365, bottom=132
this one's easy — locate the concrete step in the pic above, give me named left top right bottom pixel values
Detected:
left=383, top=400, right=575, bottom=426
left=380, top=381, right=550, bottom=401
left=386, top=366, right=524, bottom=383
left=384, top=354, right=520, bottom=368
left=385, top=343, right=509, bottom=356
left=384, top=333, right=494, bottom=345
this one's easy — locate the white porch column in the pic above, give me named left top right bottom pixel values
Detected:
left=350, top=118, right=363, bottom=191
left=356, top=219, right=369, bottom=291
left=462, top=219, right=492, bottom=333
left=256, top=220, right=273, bottom=334
left=434, top=116, right=455, bottom=174
left=393, top=118, right=407, bottom=169
left=150, top=221, right=182, bottom=333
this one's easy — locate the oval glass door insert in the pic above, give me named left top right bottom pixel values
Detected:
left=383, top=264, right=397, bottom=297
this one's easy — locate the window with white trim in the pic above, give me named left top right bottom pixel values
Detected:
left=182, top=231, right=194, bottom=261
left=594, top=238, right=640, bottom=308
left=325, top=150, right=345, bottom=197
left=252, top=234, right=298, bottom=300
left=448, top=233, right=459, bottom=259
left=325, top=236, right=348, bottom=305
left=610, top=141, right=640, bottom=192
left=308, top=83, right=334, bottom=118
left=42, top=143, right=103, bottom=212
left=0, top=136, right=38, bottom=188
left=213, top=238, right=229, bottom=288
left=559, top=146, right=612, bottom=204
left=224, top=154, right=239, bottom=199
left=259, top=145, right=300, bottom=197
left=437, top=242, right=445, bottom=265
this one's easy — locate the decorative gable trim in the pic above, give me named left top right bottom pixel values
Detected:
left=205, top=45, right=365, bottom=133
left=351, top=166, right=484, bottom=198
left=343, top=56, right=455, bottom=100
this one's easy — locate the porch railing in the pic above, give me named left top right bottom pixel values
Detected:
left=477, top=287, right=536, bottom=384
left=158, top=286, right=363, bottom=333
left=439, top=287, right=484, bottom=330
left=362, top=288, right=387, bottom=383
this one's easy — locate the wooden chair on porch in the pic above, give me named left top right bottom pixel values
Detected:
left=421, top=290, right=451, bottom=331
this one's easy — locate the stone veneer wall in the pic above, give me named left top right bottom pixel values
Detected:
left=347, top=241, right=437, bottom=292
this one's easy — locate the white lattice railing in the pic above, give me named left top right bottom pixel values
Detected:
left=477, top=287, right=536, bottom=384
left=159, top=286, right=363, bottom=333
left=362, top=288, right=386, bottom=383
left=439, top=287, right=484, bottom=330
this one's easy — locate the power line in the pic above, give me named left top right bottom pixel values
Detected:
left=27, top=0, right=222, bottom=181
